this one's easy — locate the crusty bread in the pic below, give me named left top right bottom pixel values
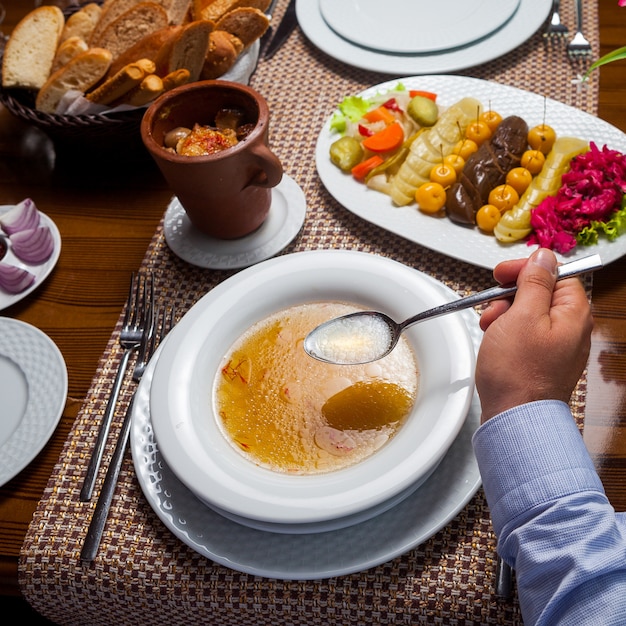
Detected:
left=191, top=0, right=218, bottom=20
left=200, top=29, right=241, bottom=79
left=117, top=73, right=164, bottom=105
left=154, top=19, right=212, bottom=81
left=162, top=0, right=193, bottom=24
left=61, top=3, right=101, bottom=43
left=94, top=2, right=170, bottom=59
left=86, top=58, right=155, bottom=104
left=52, top=36, right=89, bottom=73
left=161, top=68, right=191, bottom=91
left=214, top=7, right=269, bottom=48
left=200, top=0, right=270, bottom=22
left=35, top=47, right=113, bottom=113
left=89, top=0, right=146, bottom=45
left=1, top=6, right=65, bottom=90
left=106, top=25, right=181, bottom=76
left=92, top=0, right=189, bottom=42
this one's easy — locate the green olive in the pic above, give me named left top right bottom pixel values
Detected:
left=329, top=136, right=364, bottom=172
left=406, top=96, right=439, bottom=127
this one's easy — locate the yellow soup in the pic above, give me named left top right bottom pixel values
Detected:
left=215, top=302, right=419, bottom=474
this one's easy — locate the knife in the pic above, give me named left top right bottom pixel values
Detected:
left=263, top=0, right=297, bottom=60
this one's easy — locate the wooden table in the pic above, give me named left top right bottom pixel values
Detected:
left=1, top=0, right=625, bottom=620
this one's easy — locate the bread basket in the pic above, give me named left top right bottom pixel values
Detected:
left=0, top=3, right=260, bottom=155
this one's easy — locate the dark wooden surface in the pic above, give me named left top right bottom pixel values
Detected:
left=0, top=1, right=625, bottom=622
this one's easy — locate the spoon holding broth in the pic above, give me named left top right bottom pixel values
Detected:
left=304, top=254, right=603, bottom=365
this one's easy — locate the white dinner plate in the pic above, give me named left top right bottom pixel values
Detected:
left=0, top=206, right=61, bottom=311
left=316, top=75, right=626, bottom=270
left=296, top=0, right=551, bottom=74
left=163, top=174, right=306, bottom=270
left=130, top=276, right=482, bottom=580
left=0, top=318, right=67, bottom=487
left=319, top=0, right=520, bottom=54
left=149, top=251, right=474, bottom=528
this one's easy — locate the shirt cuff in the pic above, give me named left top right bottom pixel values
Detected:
left=471, top=400, right=605, bottom=537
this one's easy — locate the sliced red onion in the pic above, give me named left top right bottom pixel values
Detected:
left=0, top=262, right=36, bottom=294
left=9, top=225, right=54, bottom=264
left=0, top=198, right=41, bottom=235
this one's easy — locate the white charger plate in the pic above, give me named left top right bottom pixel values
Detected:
left=0, top=206, right=61, bottom=311
left=0, top=318, right=67, bottom=486
left=319, top=0, right=520, bottom=54
left=130, top=277, right=482, bottom=580
left=296, top=0, right=551, bottom=74
left=316, top=75, right=626, bottom=270
left=163, top=174, right=306, bottom=269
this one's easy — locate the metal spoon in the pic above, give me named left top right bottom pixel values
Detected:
left=304, top=254, right=603, bottom=365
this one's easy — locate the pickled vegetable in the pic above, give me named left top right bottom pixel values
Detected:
left=495, top=136, right=589, bottom=242
left=330, top=136, right=364, bottom=172
left=406, top=95, right=438, bottom=127
left=390, top=97, right=482, bottom=206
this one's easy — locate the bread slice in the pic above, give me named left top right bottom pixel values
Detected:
left=200, top=0, right=270, bottom=22
left=1, top=6, right=65, bottom=90
left=85, top=58, right=155, bottom=104
left=191, top=0, right=218, bottom=21
left=116, top=73, right=164, bottom=106
left=35, top=47, right=113, bottom=113
left=154, top=19, right=213, bottom=81
left=94, top=2, right=170, bottom=59
left=61, top=3, right=102, bottom=43
left=106, top=26, right=181, bottom=76
left=200, top=29, right=241, bottom=79
left=162, top=0, right=193, bottom=24
left=215, top=7, right=269, bottom=48
left=90, top=0, right=145, bottom=45
left=161, top=68, right=191, bottom=90
left=52, top=36, right=89, bottom=73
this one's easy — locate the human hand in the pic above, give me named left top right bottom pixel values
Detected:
left=476, top=248, right=593, bottom=421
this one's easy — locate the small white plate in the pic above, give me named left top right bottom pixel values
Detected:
left=163, top=174, right=306, bottom=270
left=296, top=0, right=551, bottom=75
left=131, top=278, right=482, bottom=580
left=0, top=318, right=67, bottom=487
left=319, top=0, right=520, bottom=54
left=316, top=75, right=626, bottom=270
left=0, top=206, right=61, bottom=311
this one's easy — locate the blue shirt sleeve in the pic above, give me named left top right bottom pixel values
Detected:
left=472, top=400, right=626, bottom=625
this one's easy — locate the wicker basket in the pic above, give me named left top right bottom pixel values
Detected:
left=0, top=2, right=146, bottom=154
left=0, top=85, right=146, bottom=153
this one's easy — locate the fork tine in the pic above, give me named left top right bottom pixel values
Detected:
left=121, top=272, right=137, bottom=329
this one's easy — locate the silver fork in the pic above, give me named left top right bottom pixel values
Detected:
left=80, top=272, right=153, bottom=502
left=544, top=0, right=568, bottom=43
left=80, top=303, right=176, bottom=562
left=567, top=0, right=592, bottom=58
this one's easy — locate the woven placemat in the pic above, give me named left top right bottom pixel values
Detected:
left=20, top=1, right=599, bottom=624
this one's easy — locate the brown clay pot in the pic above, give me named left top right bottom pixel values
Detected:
left=141, top=80, right=283, bottom=239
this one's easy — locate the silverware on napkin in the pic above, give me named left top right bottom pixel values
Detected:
left=263, top=0, right=297, bottom=59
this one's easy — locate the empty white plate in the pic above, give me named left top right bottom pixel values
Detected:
left=0, top=318, right=67, bottom=486
left=319, top=0, right=520, bottom=54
